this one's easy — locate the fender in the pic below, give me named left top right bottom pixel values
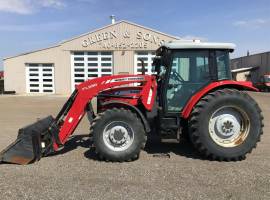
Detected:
left=101, top=100, right=151, bottom=133
left=181, top=80, right=258, bottom=119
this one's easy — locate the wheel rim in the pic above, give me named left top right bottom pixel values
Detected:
left=208, top=106, right=250, bottom=147
left=103, top=121, right=134, bottom=152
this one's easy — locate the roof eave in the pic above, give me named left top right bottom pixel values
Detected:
left=3, top=44, right=60, bottom=60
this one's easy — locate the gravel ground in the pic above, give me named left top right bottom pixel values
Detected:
left=0, top=92, right=269, bottom=200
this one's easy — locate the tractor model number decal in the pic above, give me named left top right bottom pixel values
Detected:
left=82, top=83, right=97, bottom=91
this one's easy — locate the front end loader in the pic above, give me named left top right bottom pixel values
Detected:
left=0, top=40, right=264, bottom=164
left=0, top=75, right=155, bottom=164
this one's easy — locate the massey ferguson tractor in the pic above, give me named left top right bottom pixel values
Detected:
left=0, top=40, right=264, bottom=165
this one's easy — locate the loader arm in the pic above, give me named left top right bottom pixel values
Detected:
left=53, top=74, right=156, bottom=150
left=0, top=74, right=156, bottom=164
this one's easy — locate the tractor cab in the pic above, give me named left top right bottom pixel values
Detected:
left=153, top=40, right=235, bottom=113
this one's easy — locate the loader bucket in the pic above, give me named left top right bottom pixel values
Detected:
left=0, top=116, right=56, bottom=165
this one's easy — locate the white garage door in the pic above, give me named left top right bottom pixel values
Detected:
left=71, top=51, right=113, bottom=91
left=26, top=63, right=55, bottom=94
left=134, top=51, right=155, bottom=75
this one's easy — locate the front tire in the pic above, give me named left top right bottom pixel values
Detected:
left=91, top=108, right=146, bottom=161
left=189, top=89, right=263, bottom=161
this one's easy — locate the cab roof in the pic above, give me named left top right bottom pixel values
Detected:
left=162, top=40, right=236, bottom=51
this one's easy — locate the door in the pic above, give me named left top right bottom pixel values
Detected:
left=71, top=51, right=113, bottom=91
left=26, top=63, right=55, bottom=94
left=166, top=50, right=211, bottom=112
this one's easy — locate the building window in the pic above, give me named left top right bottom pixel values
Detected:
left=71, top=51, right=113, bottom=91
left=26, top=63, right=55, bottom=94
left=134, top=51, right=155, bottom=75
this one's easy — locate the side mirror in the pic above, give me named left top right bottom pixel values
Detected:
left=138, top=58, right=146, bottom=75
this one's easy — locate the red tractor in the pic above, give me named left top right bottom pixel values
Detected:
left=0, top=40, right=264, bottom=165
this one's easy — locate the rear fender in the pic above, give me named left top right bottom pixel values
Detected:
left=100, top=100, right=151, bottom=133
left=181, top=80, right=258, bottom=119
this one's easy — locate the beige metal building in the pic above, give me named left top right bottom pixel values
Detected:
left=231, top=52, right=270, bottom=82
left=3, top=20, right=178, bottom=94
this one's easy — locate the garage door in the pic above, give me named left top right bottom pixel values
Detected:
left=26, top=63, right=55, bottom=94
left=71, top=51, right=113, bottom=91
left=134, top=51, right=155, bottom=75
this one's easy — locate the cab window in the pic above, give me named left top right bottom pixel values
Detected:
left=216, top=50, right=231, bottom=80
left=166, top=50, right=211, bottom=112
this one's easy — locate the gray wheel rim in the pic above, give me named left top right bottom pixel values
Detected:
left=102, top=121, right=134, bottom=152
left=208, top=106, right=250, bottom=147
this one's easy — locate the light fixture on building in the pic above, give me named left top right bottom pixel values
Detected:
left=110, top=15, right=116, bottom=24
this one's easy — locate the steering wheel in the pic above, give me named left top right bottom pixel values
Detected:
left=171, top=71, right=185, bottom=82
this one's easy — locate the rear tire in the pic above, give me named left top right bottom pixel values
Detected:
left=189, top=89, right=263, bottom=161
left=91, top=108, right=146, bottom=161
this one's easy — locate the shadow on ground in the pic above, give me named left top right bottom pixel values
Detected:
left=52, top=134, right=203, bottom=161
left=50, top=134, right=98, bottom=160
left=144, top=138, right=202, bottom=160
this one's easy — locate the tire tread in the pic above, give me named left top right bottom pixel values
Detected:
left=90, top=108, right=147, bottom=162
left=189, top=89, right=263, bottom=161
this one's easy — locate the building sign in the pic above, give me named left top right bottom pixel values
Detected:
left=81, top=30, right=166, bottom=50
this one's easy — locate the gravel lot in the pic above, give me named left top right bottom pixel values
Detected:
left=0, top=92, right=269, bottom=200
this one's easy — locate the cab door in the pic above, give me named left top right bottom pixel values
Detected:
left=165, top=50, right=212, bottom=112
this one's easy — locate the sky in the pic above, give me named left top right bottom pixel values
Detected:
left=0, top=0, right=270, bottom=70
